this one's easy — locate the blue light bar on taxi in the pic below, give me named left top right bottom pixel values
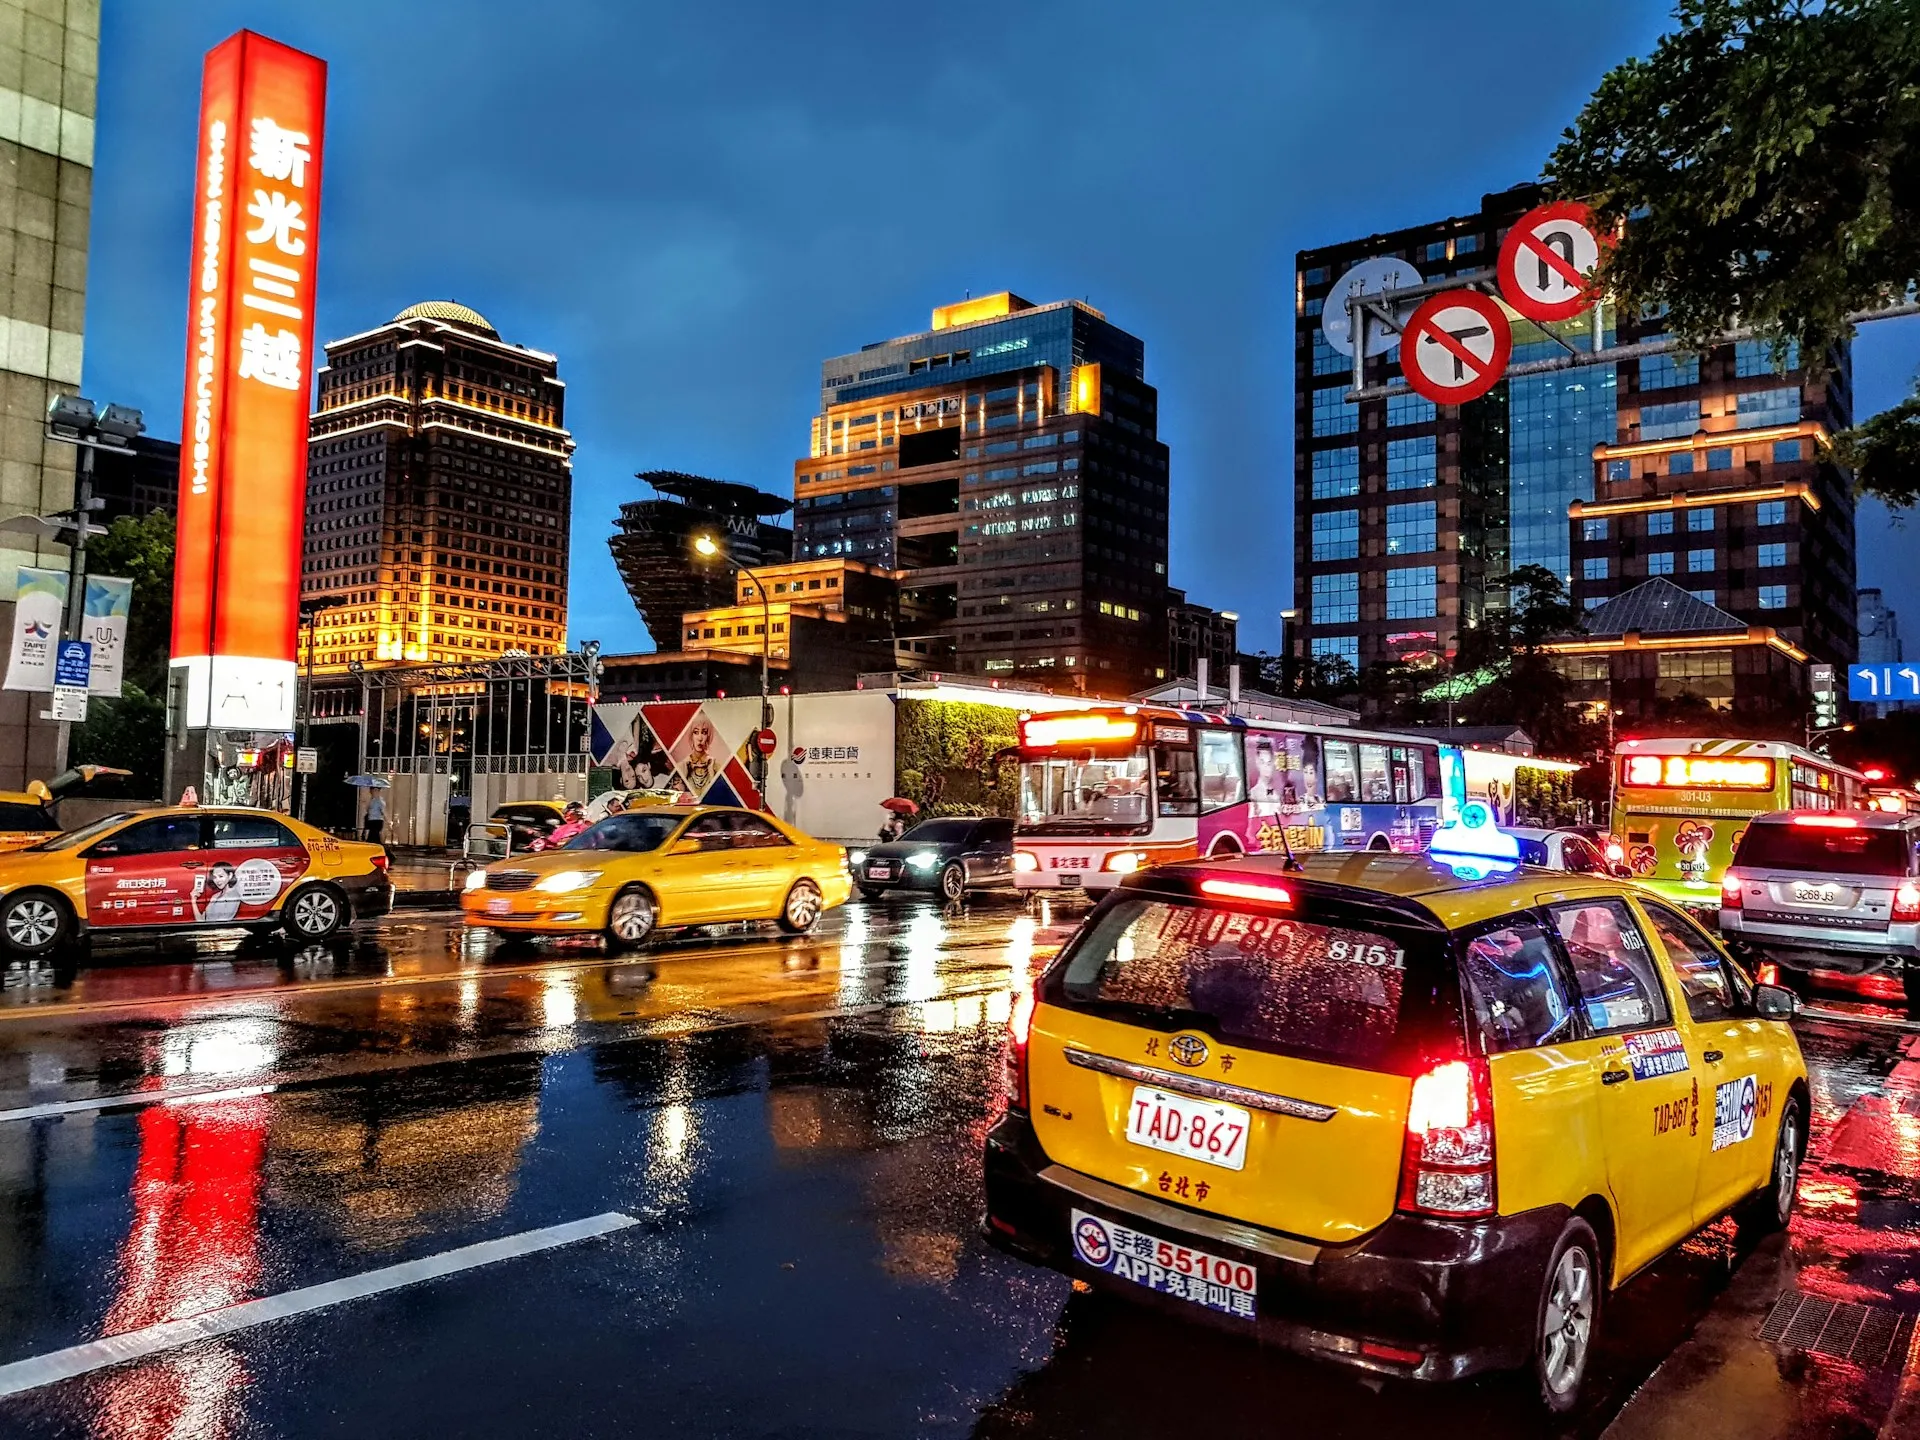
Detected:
left=1427, top=801, right=1520, bottom=864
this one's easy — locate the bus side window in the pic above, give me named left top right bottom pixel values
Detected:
left=1198, top=730, right=1244, bottom=813
left=1323, top=742, right=1358, bottom=804
left=1156, top=747, right=1198, bottom=816
left=1421, top=748, right=1439, bottom=801
left=1390, top=747, right=1412, bottom=805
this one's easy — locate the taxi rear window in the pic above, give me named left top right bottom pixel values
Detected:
left=0, top=801, right=54, bottom=832
left=1045, top=895, right=1448, bottom=1072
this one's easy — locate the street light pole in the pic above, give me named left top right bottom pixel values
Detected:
left=693, top=533, right=774, bottom=799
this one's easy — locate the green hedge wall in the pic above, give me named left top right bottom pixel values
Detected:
left=894, top=699, right=1020, bottom=817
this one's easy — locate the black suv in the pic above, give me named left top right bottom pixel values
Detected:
left=850, top=817, right=1015, bottom=902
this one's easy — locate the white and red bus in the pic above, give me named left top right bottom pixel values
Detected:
left=1013, top=706, right=1454, bottom=894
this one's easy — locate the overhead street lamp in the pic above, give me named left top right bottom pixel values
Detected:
left=296, top=595, right=348, bottom=820
left=28, top=395, right=144, bottom=766
left=692, top=532, right=773, bottom=796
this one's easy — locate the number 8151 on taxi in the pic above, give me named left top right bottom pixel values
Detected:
left=1127, top=1086, right=1249, bottom=1171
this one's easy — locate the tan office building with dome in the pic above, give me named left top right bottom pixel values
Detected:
left=299, top=301, right=574, bottom=671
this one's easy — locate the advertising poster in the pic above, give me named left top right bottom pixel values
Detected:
left=588, top=700, right=765, bottom=809
left=84, top=574, right=133, bottom=696
left=4, top=566, right=69, bottom=692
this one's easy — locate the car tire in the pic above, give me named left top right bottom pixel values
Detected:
left=0, top=889, right=68, bottom=959
left=939, top=862, right=967, bottom=904
left=857, top=885, right=885, bottom=902
left=779, top=879, right=824, bottom=934
left=1530, top=1217, right=1602, bottom=1415
left=1737, top=1095, right=1803, bottom=1237
left=605, top=886, right=658, bottom=951
left=282, top=884, right=347, bottom=942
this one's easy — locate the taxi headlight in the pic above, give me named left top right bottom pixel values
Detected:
left=906, top=851, right=939, bottom=870
left=534, top=869, right=603, bottom=893
left=463, top=869, right=487, bottom=892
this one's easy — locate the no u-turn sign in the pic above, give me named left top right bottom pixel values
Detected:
left=1498, top=201, right=1606, bottom=322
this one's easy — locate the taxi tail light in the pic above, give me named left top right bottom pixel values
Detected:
left=1720, top=872, right=1742, bottom=910
left=1006, top=980, right=1038, bottom=1112
left=1895, top=882, right=1920, bottom=922
left=1398, top=1058, right=1495, bottom=1219
left=370, top=852, right=390, bottom=874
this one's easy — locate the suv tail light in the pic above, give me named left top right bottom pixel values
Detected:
left=1895, top=882, right=1920, bottom=922
left=1399, top=1058, right=1495, bottom=1218
left=1006, top=981, right=1037, bottom=1111
left=1720, top=872, right=1742, bottom=910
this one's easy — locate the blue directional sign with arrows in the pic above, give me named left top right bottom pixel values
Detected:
left=1851, top=664, right=1920, bottom=703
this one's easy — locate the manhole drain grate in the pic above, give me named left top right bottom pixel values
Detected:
left=1758, top=1292, right=1916, bottom=1368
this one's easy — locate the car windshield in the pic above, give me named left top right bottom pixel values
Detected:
left=900, top=819, right=974, bottom=844
left=1734, top=822, right=1914, bottom=877
left=563, top=813, right=682, bottom=853
left=1045, top=896, right=1445, bottom=1072
left=1019, top=753, right=1151, bottom=832
left=28, top=812, right=134, bottom=850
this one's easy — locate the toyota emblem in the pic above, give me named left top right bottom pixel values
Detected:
left=1168, top=1034, right=1209, bottom=1068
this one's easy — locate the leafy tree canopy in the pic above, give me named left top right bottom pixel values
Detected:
left=84, top=510, right=174, bottom=696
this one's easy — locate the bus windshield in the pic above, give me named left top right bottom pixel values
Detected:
left=1020, top=750, right=1151, bottom=834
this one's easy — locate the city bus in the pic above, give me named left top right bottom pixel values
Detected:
left=1611, top=737, right=1867, bottom=913
left=1013, top=706, right=1454, bottom=894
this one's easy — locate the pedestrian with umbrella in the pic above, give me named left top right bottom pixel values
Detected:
left=878, top=795, right=917, bottom=842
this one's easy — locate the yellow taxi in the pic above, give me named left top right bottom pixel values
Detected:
left=0, top=765, right=134, bottom=854
left=0, top=806, right=392, bottom=958
left=460, top=805, right=852, bottom=948
left=985, top=846, right=1807, bottom=1412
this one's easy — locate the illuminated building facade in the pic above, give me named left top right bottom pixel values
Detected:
left=794, top=293, right=1171, bottom=694
left=301, top=301, right=572, bottom=670
left=610, top=471, right=791, bottom=651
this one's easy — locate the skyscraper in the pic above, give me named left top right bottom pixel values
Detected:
left=793, top=293, right=1170, bottom=692
left=1858, top=587, right=1904, bottom=717
left=1292, top=184, right=1856, bottom=677
left=609, top=471, right=791, bottom=651
left=0, top=0, right=95, bottom=787
left=301, top=302, right=573, bottom=670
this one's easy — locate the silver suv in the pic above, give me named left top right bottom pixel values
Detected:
left=1718, top=811, right=1920, bottom=995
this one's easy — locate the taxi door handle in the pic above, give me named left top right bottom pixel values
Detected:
left=180, top=860, right=203, bottom=869
left=1703, top=1049, right=1725, bottom=1064
left=1601, top=1068, right=1631, bottom=1086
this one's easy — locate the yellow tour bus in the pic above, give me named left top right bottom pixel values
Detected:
left=1611, top=737, right=1866, bottom=915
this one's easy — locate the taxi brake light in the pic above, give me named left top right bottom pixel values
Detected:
left=1791, top=814, right=1859, bottom=828
left=1399, top=1058, right=1495, bottom=1219
left=370, top=852, right=390, bottom=873
left=1199, top=878, right=1292, bottom=905
left=1720, top=872, right=1742, bottom=910
left=1895, top=882, right=1920, bottom=922
left=1006, top=981, right=1038, bottom=1111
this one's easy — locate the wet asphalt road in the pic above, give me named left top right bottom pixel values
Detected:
left=0, top=899, right=1914, bottom=1439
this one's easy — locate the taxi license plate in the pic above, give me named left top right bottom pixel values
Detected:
left=1125, top=1086, right=1249, bottom=1171
left=486, top=898, right=512, bottom=916
left=868, top=865, right=892, bottom=880
left=1069, top=1208, right=1256, bottom=1319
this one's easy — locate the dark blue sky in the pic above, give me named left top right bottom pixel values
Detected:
left=83, top=1, right=1920, bottom=655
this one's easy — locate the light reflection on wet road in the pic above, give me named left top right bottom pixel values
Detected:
left=0, top=898, right=1912, bottom=1439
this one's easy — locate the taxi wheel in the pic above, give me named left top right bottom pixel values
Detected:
left=605, top=886, right=657, bottom=950
left=939, top=863, right=967, bottom=903
left=1738, top=1096, right=1803, bottom=1237
left=283, top=884, right=347, bottom=942
left=778, top=880, right=823, bottom=934
left=0, top=889, right=68, bottom=958
left=1531, top=1218, right=1601, bottom=1415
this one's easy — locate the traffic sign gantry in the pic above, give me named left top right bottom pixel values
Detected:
left=1321, top=256, right=1424, bottom=357
left=1400, top=290, right=1512, bottom=405
left=1498, top=200, right=1605, bottom=323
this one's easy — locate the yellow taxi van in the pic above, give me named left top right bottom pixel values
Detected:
left=985, top=847, right=1807, bottom=1412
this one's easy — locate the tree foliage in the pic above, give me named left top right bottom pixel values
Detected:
left=83, top=510, right=175, bottom=696
left=1548, top=0, right=1920, bottom=504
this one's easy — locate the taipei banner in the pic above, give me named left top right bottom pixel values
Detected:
left=4, top=566, right=69, bottom=692
left=83, top=575, right=134, bottom=696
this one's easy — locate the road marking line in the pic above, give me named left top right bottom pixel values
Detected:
left=0, top=1083, right=279, bottom=1124
left=1800, top=1006, right=1920, bottom=1034
left=0, top=1211, right=638, bottom=1400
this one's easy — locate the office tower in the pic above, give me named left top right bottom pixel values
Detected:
left=794, top=292, right=1170, bottom=693
left=91, top=435, right=180, bottom=521
left=301, top=301, right=573, bottom=669
left=1858, top=587, right=1904, bottom=716
left=610, top=471, right=791, bottom=651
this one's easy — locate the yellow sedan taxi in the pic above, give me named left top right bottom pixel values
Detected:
left=986, top=845, right=1807, bottom=1412
left=460, top=805, right=852, bottom=948
left=0, top=806, right=393, bottom=958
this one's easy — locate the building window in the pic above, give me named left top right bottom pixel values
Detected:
left=1456, top=234, right=1482, bottom=255
left=1386, top=435, right=1437, bottom=490
left=1705, top=447, right=1733, bottom=470
left=1582, top=518, right=1609, bottom=541
left=1311, top=635, right=1359, bottom=670
left=1386, top=501, right=1436, bottom=555
left=1736, top=387, right=1800, bottom=430
left=1385, top=565, right=1437, bottom=619
left=1687, top=548, right=1714, bottom=572
left=1583, top=557, right=1610, bottom=580
left=1736, top=339, right=1799, bottom=377
left=1647, top=512, right=1674, bottom=535
left=1758, top=542, right=1787, bottom=567
left=1687, top=507, right=1715, bottom=532
left=1311, top=571, right=1359, bottom=625
left=1648, top=551, right=1676, bottom=575
left=1756, top=500, right=1787, bottom=526
left=1606, top=459, right=1632, bottom=481
left=1688, top=588, right=1716, bottom=605
left=1773, top=438, right=1804, bottom=463
left=1311, top=509, right=1360, bottom=561
left=1386, top=393, right=1436, bottom=428
left=1758, top=585, right=1788, bottom=609
left=1639, top=350, right=1699, bottom=389
left=1312, top=385, right=1358, bottom=436
left=1311, top=447, right=1360, bottom=498
left=1669, top=452, right=1694, bottom=475
left=1311, top=332, right=1348, bottom=376
left=1640, top=399, right=1699, bottom=440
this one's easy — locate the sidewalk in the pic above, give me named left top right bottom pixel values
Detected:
left=384, top=846, right=463, bottom=908
left=1605, top=1033, right=1920, bottom=1440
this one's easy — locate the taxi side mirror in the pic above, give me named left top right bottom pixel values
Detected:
left=1609, top=862, right=1634, bottom=880
left=667, top=838, right=704, bottom=856
left=1754, top=983, right=1797, bottom=1021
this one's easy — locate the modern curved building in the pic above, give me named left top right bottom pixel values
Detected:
left=609, top=471, right=791, bottom=651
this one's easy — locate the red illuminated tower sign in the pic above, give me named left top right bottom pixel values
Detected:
left=170, top=32, right=327, bottom=732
